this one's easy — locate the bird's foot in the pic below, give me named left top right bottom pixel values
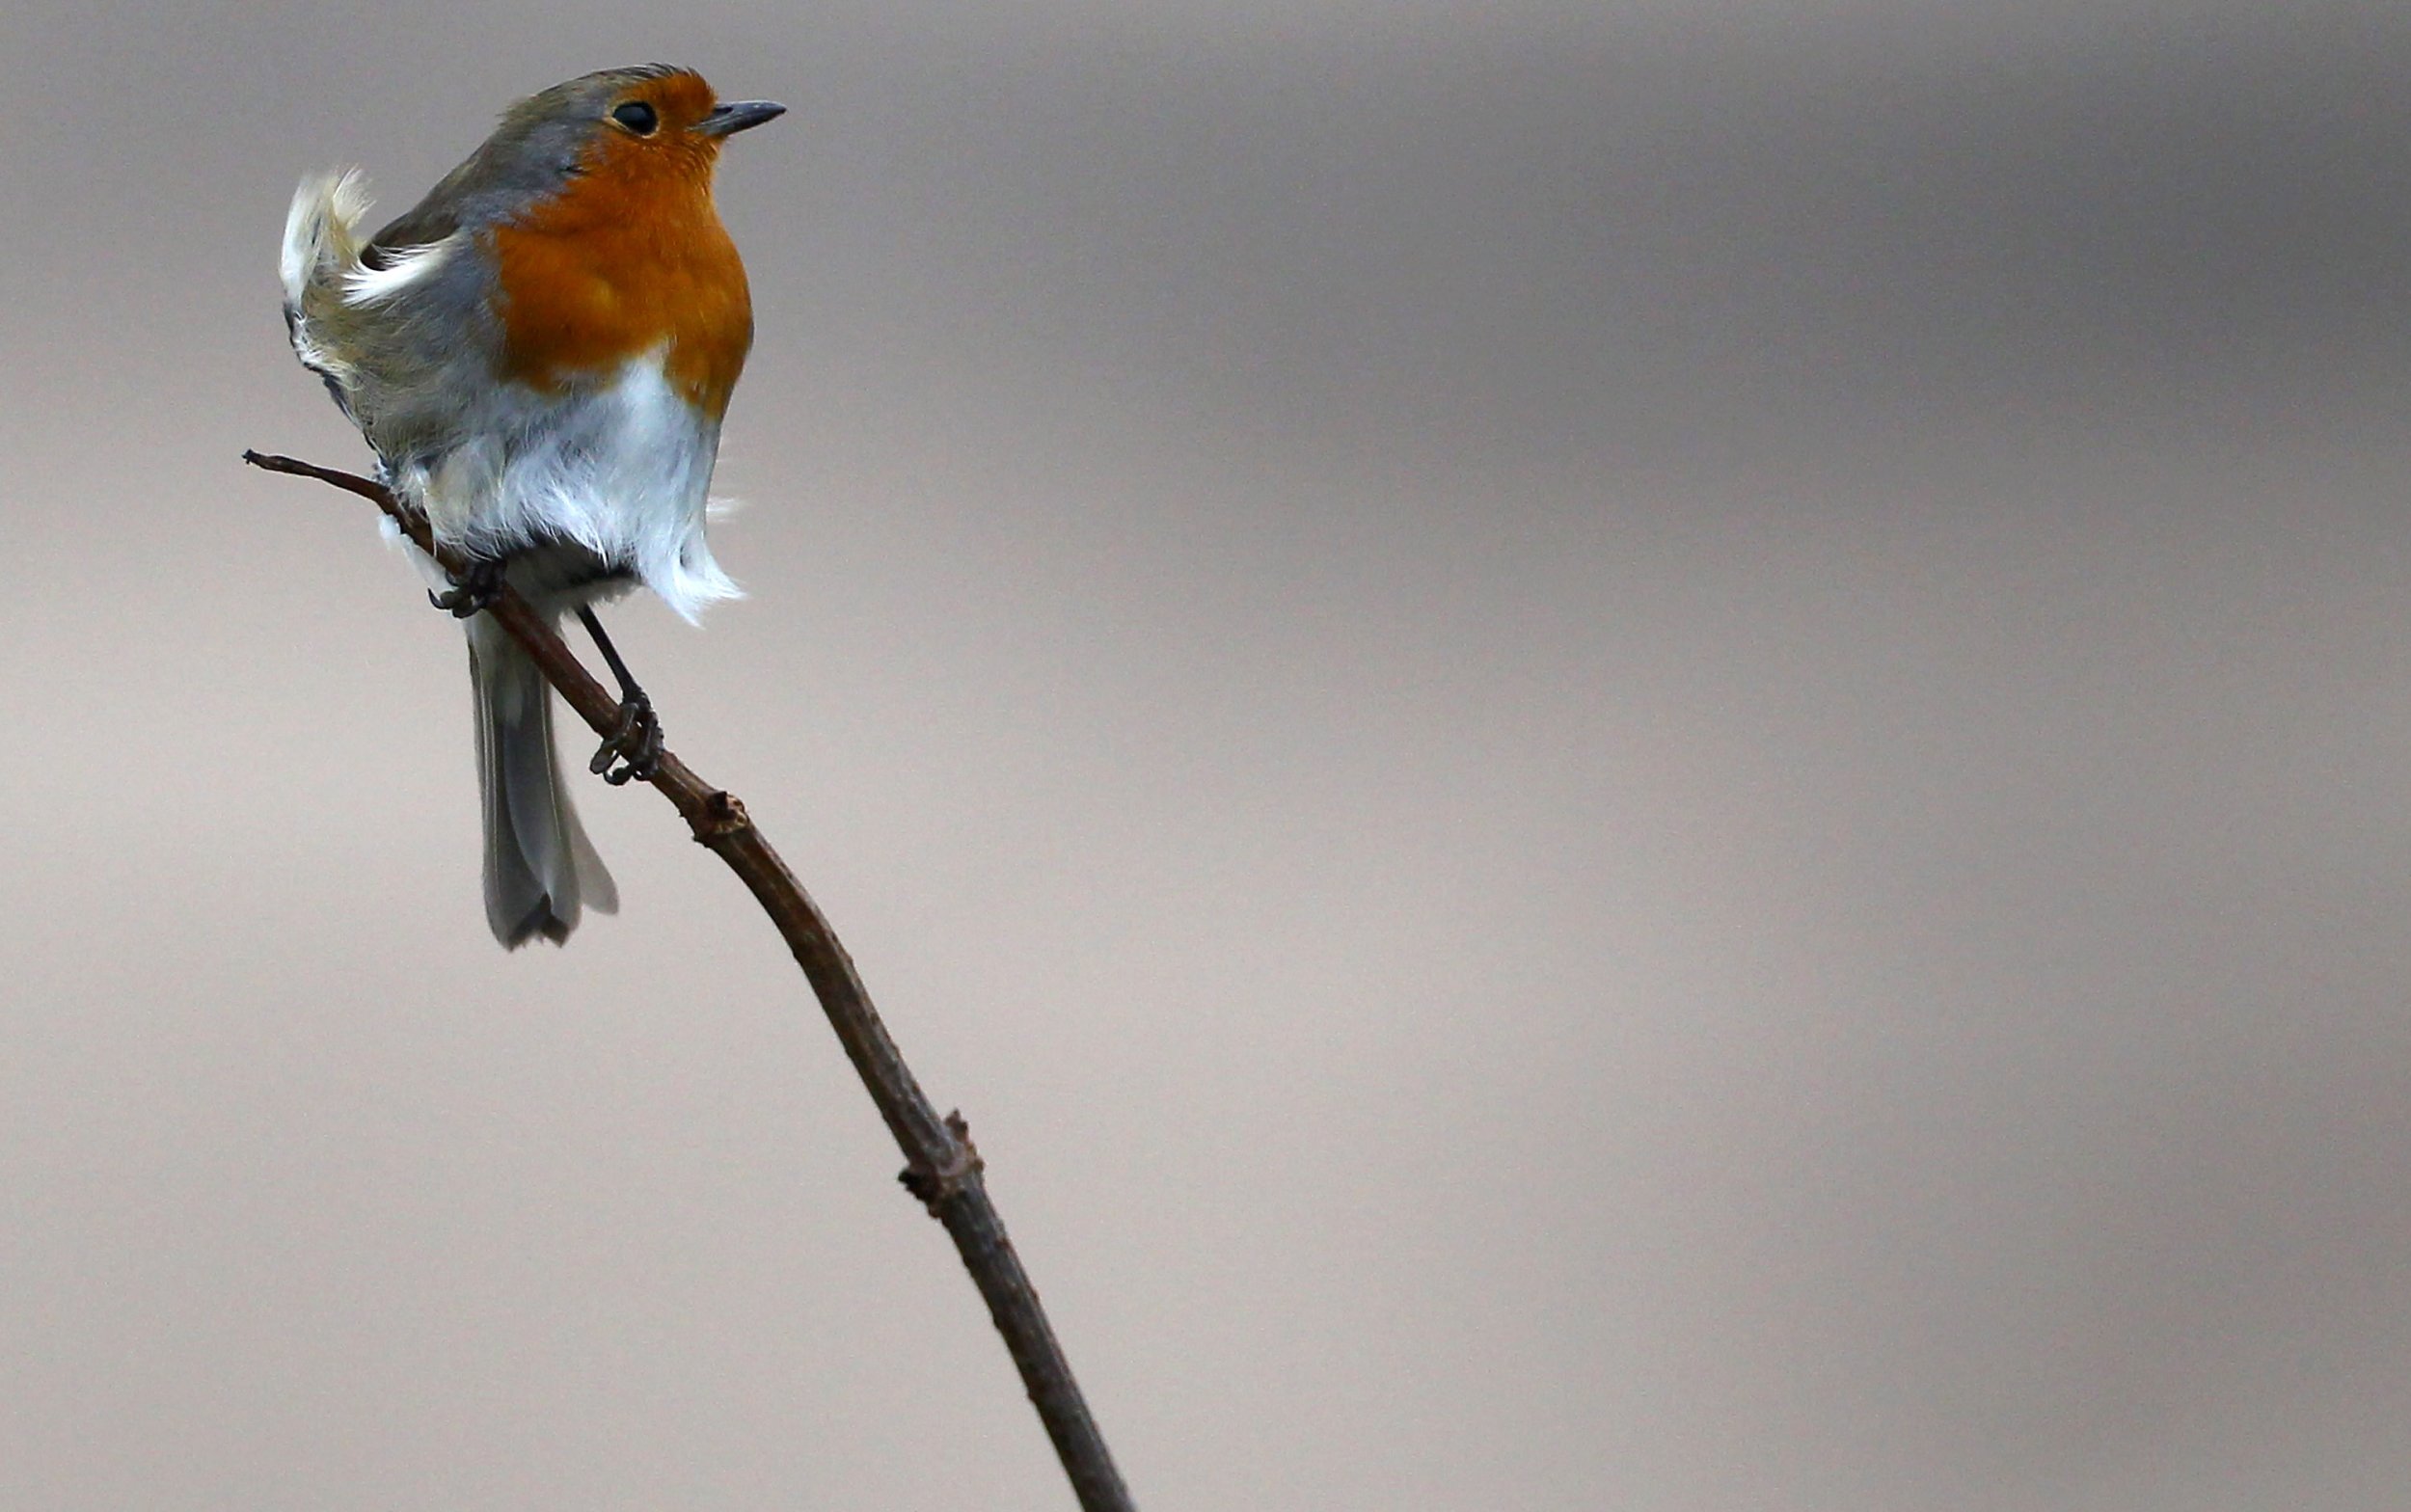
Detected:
left=428, top=557, right=505, bottom=618
left=591, top=690, right=663, bottom=786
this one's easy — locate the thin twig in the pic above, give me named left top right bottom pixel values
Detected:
left=243, top=449, right=1136, bottom=1512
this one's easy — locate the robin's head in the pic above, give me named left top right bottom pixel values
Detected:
left=480, top=66, right=785, bottom=198
left=586, top=66, right=783, bottom=176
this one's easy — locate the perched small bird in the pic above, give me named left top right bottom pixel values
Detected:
left=280, top=66, right=784, bottom=947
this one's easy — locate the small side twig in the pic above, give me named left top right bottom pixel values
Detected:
left=243, top=449, right=1135, bottom=1512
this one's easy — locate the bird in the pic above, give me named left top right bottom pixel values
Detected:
left=279, top=66, right=784, bottom=948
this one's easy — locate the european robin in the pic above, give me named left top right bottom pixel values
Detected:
left=279, top=66, right=784, bottom=947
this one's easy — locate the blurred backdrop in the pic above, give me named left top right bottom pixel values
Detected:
left=5, top=3, right=2411, bottom=1508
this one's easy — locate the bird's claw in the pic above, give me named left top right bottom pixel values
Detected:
left=591, top=691, right=662, bottom=786
left=428, top=558, right=505, bottom=618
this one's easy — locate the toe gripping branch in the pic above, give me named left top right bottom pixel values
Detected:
left=421, top=561, right=659, bottom=785
left=428, top=557, right=505, bottom=618
left=578, top=606, right=663, bottom=785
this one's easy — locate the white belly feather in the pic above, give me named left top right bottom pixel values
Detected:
left=396, top=352, right=740, bottom=623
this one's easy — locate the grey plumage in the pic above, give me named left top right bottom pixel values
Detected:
left=468, top=615, right=618, bottom=947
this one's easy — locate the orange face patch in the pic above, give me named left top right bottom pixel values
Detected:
left=490, top=71, right=754, bottom=418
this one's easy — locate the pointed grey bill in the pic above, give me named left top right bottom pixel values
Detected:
left=697, top=100, right=786, bottom=137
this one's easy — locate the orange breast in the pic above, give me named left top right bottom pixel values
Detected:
left=491, top=140, right=753, bottom=418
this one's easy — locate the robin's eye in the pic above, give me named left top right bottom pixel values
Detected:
left=611, top=100, right=659, bottom=135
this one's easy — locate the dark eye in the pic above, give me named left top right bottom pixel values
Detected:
left=611, top=100, right=659, bottom=135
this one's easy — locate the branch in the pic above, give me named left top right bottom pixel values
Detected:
left=244, top=449, right=1136, bottom=1512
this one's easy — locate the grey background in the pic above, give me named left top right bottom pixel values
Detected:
left=6, top=2, right=2411, bottom=1507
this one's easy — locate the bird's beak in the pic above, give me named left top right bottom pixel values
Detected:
left=696, top=100, right=787, bottom=138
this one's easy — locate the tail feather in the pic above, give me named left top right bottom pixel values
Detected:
left=280, top=169, right=370, bottom=308
left=469, top=616, right=616, bottom=948
left=281, top=170, right=378, bottom=402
